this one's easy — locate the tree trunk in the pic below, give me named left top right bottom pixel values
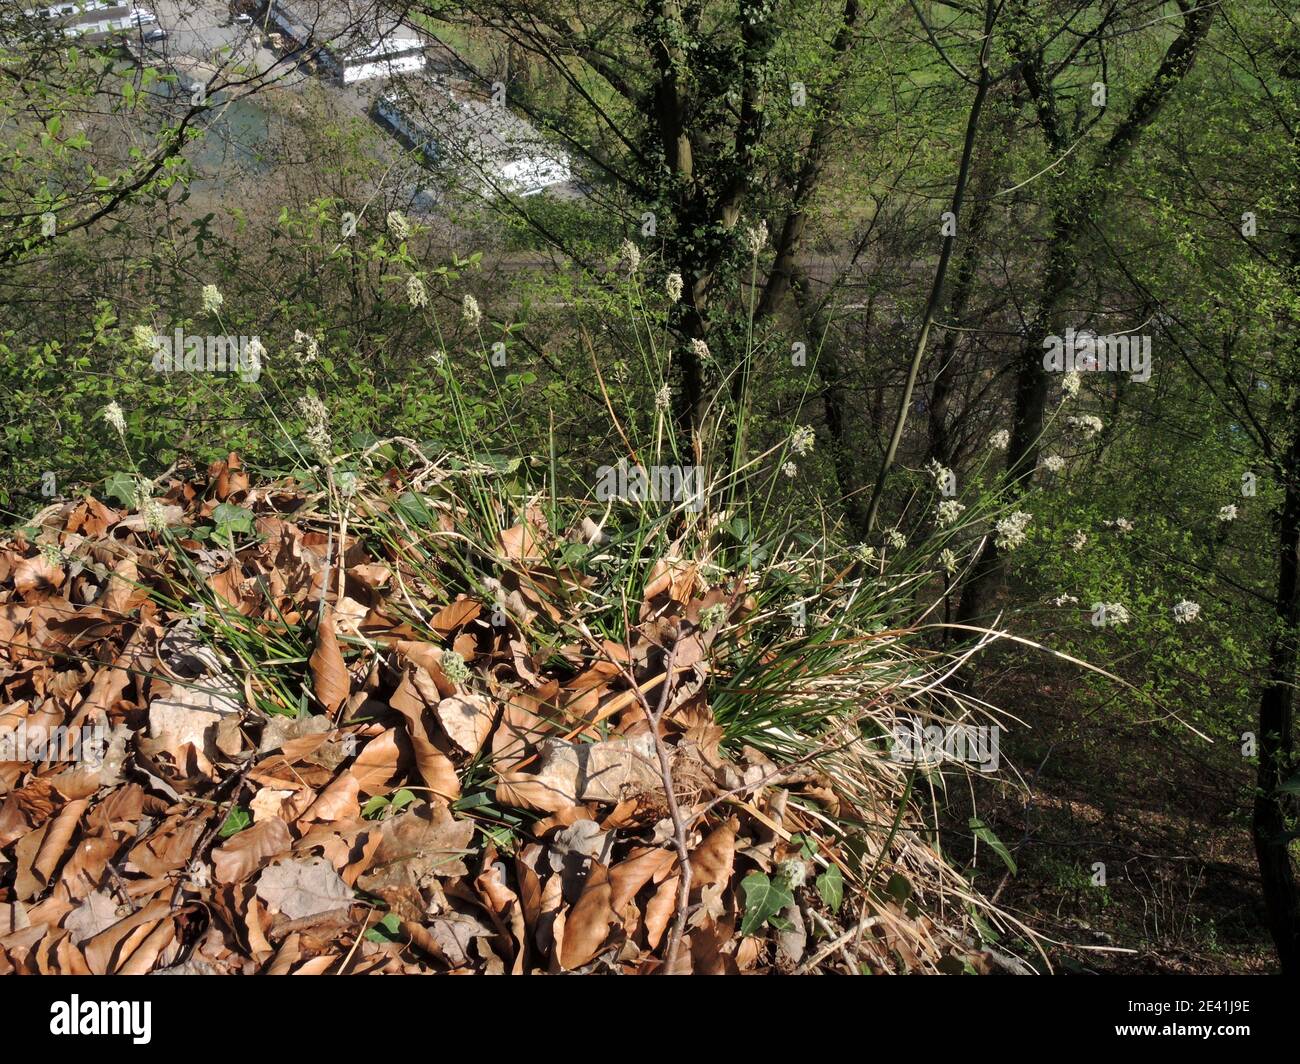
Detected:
left=957, top=4, right=1213, bottom=624
left=862, top=8, right=995, bottom=532
left=1254, top=415, right=1300, bottom=972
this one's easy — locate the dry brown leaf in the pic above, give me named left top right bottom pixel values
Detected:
left=499, top=521, right=543, bottom=562
left=213, top=817, right=293, bottom=884
left=435, top=694, right=494, bottom=756
left=357, top=803, right=475, bottom=907
left=256, top=857, right=352, bottom=920
left=644, top=874, right=679, bottom=951
left=14, top=555, right=64, bottom=596
left=495, top=733, right=660, bottom=813
left=101, top=555, right=139, bottom=614
left=389, top=668, right=461, bottom=801
left=428, top=598, right=481, bottom=636
left=33, top=798, right=87, bottom=884
left=350, top=563, right=392, bottom=589
left=610, top=847, right=677, bottom=911
left=63, top=890, right=123, bottom=945
left=559, top=861, right=616, bottom=970
left=250, top=787, right=295, bottom=823
left=347, top=728, right=401, bottom=793
left=298, top=773, right=360, bottom=824
left=82, top=899, right=171, bottom=975
left=309, top=606, right=349, bottom=714
left=689, top=816, right=739, bottom=888
left=426, top=911, right=494, bottom=967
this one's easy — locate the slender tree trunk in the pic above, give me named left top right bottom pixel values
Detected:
left=956, top=227, right=1070, bottom=624
left=1254, top=414, right=1300, bottom=972
left=789, top=264, right=872, bottom=534
left=756, top=0, right=861, bottom=322
left=925, top=113, right=1010, bottom=468
left=862, top=6, right=995, bottom=532
left=957, top=4, right=1213, bottom=624
left=1252, top=92, right=1300, bottom=971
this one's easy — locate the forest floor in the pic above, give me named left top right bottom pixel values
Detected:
left=965, top=659, right=1276, bottom=974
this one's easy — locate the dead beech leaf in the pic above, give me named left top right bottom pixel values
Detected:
left=64, top=891, right=123, bottom=945
left=209, top=565, right=246, bottom=609
left=495, top=734, right=660, bottom=814
left=688, top=882, right=727, bottom=930
left=690, top=915, right=738, bottom=973
left=213, top=816, right=292, bottom=884
left=689, top=816, right=738, bottom=888
left=117, top=918, right=177, bottom=975
left=347, top=728, right=401, bottom=793
left=32, top=798, right=87, bottom=885
left=360, top=803, right=475, bottom=888
left=610, top=847, right=677, bottom=911
left=435, top=695, right=494, bottom=756
left=298, top=773, right=359, bottom=824
left=428, top=597, right=481, bottom=636
left=250, top=787, right=294, bottom=823
left=499, top=521, right=543, bottom=562
left=389, top=669, right=460, bottom=801
left=350, top=563, right=391, bottom=589
left=148, top=680, right=241, bottom=766
left=266, top=931, right=301, bottom=975
left=643, top=557, right=696, bottom=603
left=559, top=861, right=616, bottom=970
left=390, top=642, right=453, bottom=691
left=474, top=863, right=527, bottom=975
left=256, top=857, right=352, bottom=920
left=14, top=554, right=64, bottom=596
left=82, top=900, right=172, bottom=975
left=644, top=875, right=680, bottom=951
left=100, top=555, right=140, bottom=614
left=258, top=713, right=331, bottom=755
left=309, top=606, right=349, bottom=714
left=426, top=912, right=494, bottom=968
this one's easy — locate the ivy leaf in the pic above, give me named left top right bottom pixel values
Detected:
left=816, top=864, right=844, bottom=912
left=364, top=912, right=402, bottom=943
left=211, top=502, right=254, bottom=538
left=886, top=872, right=912, bottom=904
left=393, top=491, right=436, bottom=527
left=969, top=817, right=1017, bottom=874
left=103, top=472, right=137, bottom=507
left=218, top=806, right=251, bottom=838
left=739, top=871, right=794, bottom=936
left=470, top=453, right=522, bottom=475
left=790, top=832, right=819, bottom=859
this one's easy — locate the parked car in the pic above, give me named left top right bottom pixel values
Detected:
left=128, top=8, right=157, bottom=25
left=143, top=27, right=165, bottom=41
left=234, top=13, right=252, bottom=24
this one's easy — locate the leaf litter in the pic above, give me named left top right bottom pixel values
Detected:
left=0, top=454, right=1015, bottom=974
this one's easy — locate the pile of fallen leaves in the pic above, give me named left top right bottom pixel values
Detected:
left=0, top=453, right=999, bottom=974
